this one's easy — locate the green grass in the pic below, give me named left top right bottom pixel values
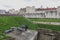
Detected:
left=1, top=16, right=60, bottom=40
left=29, top=18, right=60, bottom=22
left=0, top=16, right=38, bottom=33
left=38, top=24, right=60, bottom=31
left=0, top=16, right=38, bottom=40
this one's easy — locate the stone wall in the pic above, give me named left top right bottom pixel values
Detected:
left=37, top=28, right=60, bottom=40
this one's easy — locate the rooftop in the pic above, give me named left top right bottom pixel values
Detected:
left=36, top=8, right=57, bottom=11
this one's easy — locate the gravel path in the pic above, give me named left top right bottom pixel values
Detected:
left=33, top=21, right=60, bottom=25
left=6, top=30, right=37, bottom=40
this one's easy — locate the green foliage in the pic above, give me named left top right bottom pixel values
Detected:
left=0, top=16, right=38, bottom=33
left=0, top=16, right=38, bottom=40
left=0, top=33, right=11, bottom=40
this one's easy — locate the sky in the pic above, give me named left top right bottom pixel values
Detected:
left=0, top=0, right=60, bottom=10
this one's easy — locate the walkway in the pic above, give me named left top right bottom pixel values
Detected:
left=33, top=21, right=60, bottom=25
left=6, top=30, right=37, bottom=40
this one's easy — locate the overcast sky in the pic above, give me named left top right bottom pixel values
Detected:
left=0, top=0, right=60, bottom=10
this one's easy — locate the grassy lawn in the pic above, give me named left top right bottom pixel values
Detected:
left=38, top=24, right=60, bottom=31
left=0, top=16, right=38, bottom=40
left=1, top=16, right=60, bottom=40
left=0, top=16, right=38, bottom=32
left=29, top=18, right=60, bottom=22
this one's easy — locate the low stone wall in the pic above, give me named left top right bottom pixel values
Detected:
left=37, top=28, right=60, bottom=40
left=33, top=21, right=60, bottom=25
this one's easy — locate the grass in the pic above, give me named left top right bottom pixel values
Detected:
left=0, top=16, right=38, bottom=40
left=38, top=24, right=60, bottom=31
left=29, top=18, right=60, bottom=22
left=1, top=16, right=60, bottom=40
left=0, top=16, right=38, bottom=32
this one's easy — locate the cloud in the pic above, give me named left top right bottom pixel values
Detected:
left=0, top=0, right=60, bottom=10
left=2, top=5, right=12, bottom=8
left=24, top=0, right=32, bottom=2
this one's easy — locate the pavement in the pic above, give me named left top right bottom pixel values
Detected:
left=6, top=30, right=37, bottom=40
left=33, top=21, right=60, bottom=25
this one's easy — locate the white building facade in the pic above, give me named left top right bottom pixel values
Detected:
left=8, top=6, right=60, bottom=18
left=0, top=10, right=6, bottom=14
left=8, top=9, right=19, bottom=14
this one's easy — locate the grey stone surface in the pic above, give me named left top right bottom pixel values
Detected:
left=37, top=28, right=60, bottom=40
left=33, top=21, right=60, bottom=25
left=6, top=30, right=37, bottom=40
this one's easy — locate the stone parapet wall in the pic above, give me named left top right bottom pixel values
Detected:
left=37, top=28, right=60, bottom=40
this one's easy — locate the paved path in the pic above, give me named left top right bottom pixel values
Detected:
left=33, top=21, right=60, bottom=25
left=25, top=18, right=60, bottom=25
left=6, top=30, right=37, bottom=40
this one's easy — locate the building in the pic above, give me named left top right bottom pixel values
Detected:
left=19, top=6, right=60, bottom=18
left=8, top=9, right=19, bottom=14
left=0, top=10, right=6, bottom=14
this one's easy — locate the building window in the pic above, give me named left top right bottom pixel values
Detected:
left=50, top=11, right=53, bottom=13
left=55, top=11, right=57, bottom=13
left=51, top=13, right=53, bottom=16
left=46, top=12, right=49, bottom=15
left=46, top=12, right=48, bottom=13
left=59, top=13, right=60, bottom=15
left=55, top=13, right=57, bottom=16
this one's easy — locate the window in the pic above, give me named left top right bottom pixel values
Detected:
left=59, top=13, right=60, bottom=15
left=50, top=11, right=53, bottom=13
left=55, top=13, right=57, bottom=16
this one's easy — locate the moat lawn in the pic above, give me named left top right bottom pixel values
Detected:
left=0, top=16, right=38, bottom=40
left=38, top=24, right=60, bottom=31
left=1, top=16, right=60, bottom=40
left=0, top=16, right=38, bottom=33
left=29, top=18, right=60, bottom=22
